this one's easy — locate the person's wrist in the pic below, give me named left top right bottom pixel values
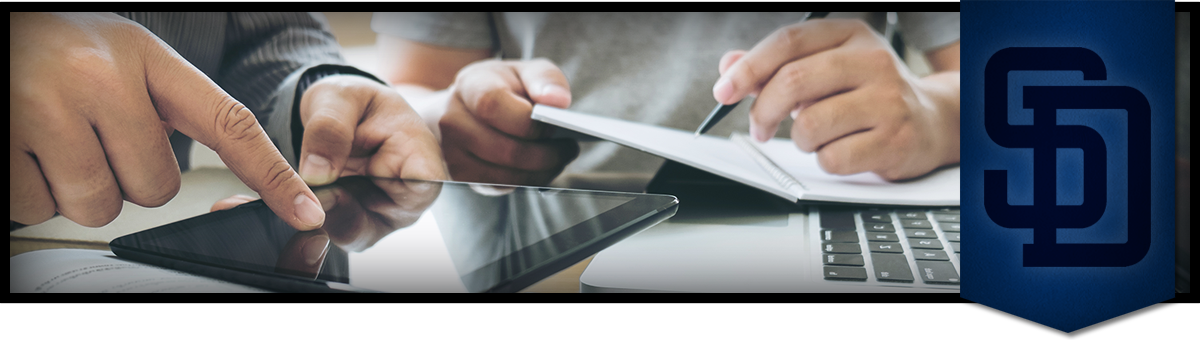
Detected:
left=916, top=71, right=962, bottom=167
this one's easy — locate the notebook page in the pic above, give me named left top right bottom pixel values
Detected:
left=10, top=249, right=267, bottom=293
left=738, top=135, right=960, bottom=206
left=531, top=105, right=797, bottom=201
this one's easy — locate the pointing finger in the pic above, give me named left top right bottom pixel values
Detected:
left=141, top=34, right=323, bottom=231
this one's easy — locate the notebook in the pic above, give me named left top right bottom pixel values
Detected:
left=531, top=105, right=959, bottom=206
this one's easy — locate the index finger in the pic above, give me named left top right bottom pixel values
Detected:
left=141, top=35, right=324, bottom=231
left=713, top=19, right=863, bottom=105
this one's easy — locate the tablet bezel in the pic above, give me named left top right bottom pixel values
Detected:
left=109, top=178, right=678, bottom=293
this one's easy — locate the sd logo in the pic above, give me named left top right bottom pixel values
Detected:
left=984, top=47, right=1150, bottom=267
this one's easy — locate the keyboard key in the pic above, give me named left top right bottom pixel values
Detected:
left=900, top=220, right=933, bottom=229
left=939, top=223, right=960, bottom=232
left=904, top=229, right=938, bottom=239
left=909, top=239, right=944, bottom=249
left=869, top=242, right=904, bottom=253
left=864, top=223, right=895, bottom=232
left=933, top=208, right=959, bottom=214
left=818, top=206, right=963, bottom=286
left=823, top=254, right=865, bottom=266
left=824, top=266, right=867, bottom=281
left=916, top=261, right=960, bottom=285
left=820, top=209, right=857, bottom=230
left=866, top=232, right=899, bottom=242
left=943, top=232, right=960, bottom=242
left=912, top=250, right=950, bottom=261
left=932, top=214, right=960, bottom=223
left=821, top=243, right=862, bottom=254
left=820, top=230, right=859, bottom=243
left=895, top=210, right=928, bottom=220
left=862, top=212, right=892, bottom=223
left=863, top=207, right=891, bottom=214
left=870, top=254, right=914, bottom=283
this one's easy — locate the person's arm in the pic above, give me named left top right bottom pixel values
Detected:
left=919, top=40, right=962, bottom=168
left=375, top=21, right=579, bottom=186
left=376, top=34, right=492, bottom=137
left=215, top=13, right=447, bottom=185
left=9, top=12, right=325, bottom=230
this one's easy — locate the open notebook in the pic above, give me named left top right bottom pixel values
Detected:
left=531, top=105, right=959, bottom=206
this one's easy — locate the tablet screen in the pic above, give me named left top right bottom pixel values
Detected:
left=110, top=177, right=676, bottom=292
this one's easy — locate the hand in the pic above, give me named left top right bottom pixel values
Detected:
left=434, top=59, right=580, bottom=186
left=210, top=195, right=332, bottom=278
left=9, top=13, right=325, bottom=230
left=714, top=19, right=960, bottom=181
left=296, top=75, right=448, bottom=186
left=211, top=176, right=442, bottom=253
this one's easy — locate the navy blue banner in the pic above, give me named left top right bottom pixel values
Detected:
left=961, top=0, right=1175, bottom=333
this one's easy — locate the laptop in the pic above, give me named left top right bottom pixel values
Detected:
left=580, top=160, right=961, bottom=293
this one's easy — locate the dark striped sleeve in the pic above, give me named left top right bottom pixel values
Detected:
left=218, top=12, right=359, bottom=168
left=121, top=12, right=379, bottom=170
left=217, top=13, right=345, bottom=117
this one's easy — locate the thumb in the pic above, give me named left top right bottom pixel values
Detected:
left=142, top=36, right=324, bottom=231
left=515, top=58, right=572, bottom=109
left=718, top=50, right=748, bottom=76
left=715, top=50, right=761, bottom=103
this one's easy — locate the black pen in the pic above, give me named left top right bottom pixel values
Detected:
left=693, top=101, right=741, bottom=137
left=693, top=12, right=829, bottom=138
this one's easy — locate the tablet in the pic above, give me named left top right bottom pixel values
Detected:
left=109, top=176, right=677, bottom=293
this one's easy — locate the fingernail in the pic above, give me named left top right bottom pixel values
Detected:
left=302, top=234, right=330, bottom=266
left=790, top=108, right=801, bottom=120
left=713, top=77, right=733, bottom=104
left=294, top=193, right=325, bottom=229
left=539, top=84, right=568, bottom=97
left=538, top=84, right=571, bottom=107
left=749, top=121, right=767, bottom=142
left=301, top=154, right=334, bottom=185
left=314, top=188, right=337, bottom=212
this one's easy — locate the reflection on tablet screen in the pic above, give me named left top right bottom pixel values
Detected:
left=111, top=177, right=672, bottom=292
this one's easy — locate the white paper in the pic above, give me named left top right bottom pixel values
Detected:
left=531, top=105, right=960, bottom=206
left=532, top=105, right=794, bottom=200
left=736, top=133, right=960, bottom=206
left=10, top=249, right=267, bottom=293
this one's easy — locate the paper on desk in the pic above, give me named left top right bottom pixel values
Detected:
left=531, top=105, right=960, bottom=206
left=9, top=248, right=266, bottom=293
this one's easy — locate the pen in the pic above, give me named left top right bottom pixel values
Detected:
left=694, top=101, right=741, bottom=137
left=693, top=12, right=829, bottom=138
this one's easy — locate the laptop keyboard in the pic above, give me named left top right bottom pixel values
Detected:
left=818, top=207, right=961, bottom=287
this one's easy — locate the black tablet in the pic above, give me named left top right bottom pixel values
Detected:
left=109, top=176, right=677, bottom=293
